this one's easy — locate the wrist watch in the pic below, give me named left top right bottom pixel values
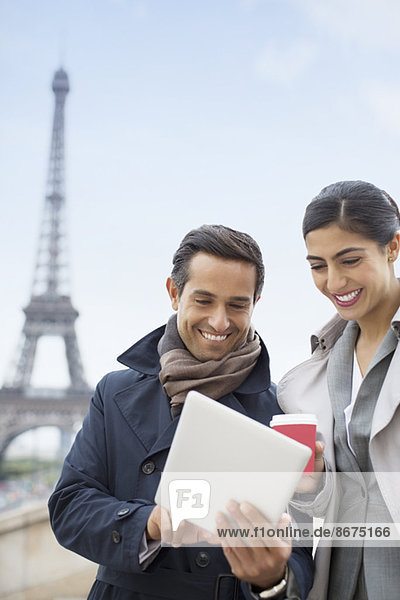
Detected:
left=258, top=566, right=288, bottom=599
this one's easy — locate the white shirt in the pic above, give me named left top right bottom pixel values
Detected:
left=344, top=351, right=363, bottom=455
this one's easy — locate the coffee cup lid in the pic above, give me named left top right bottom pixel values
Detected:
left=270, top=413, right=318, bottom=426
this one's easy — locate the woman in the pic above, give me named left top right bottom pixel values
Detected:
left=278, top=180, right=400, bottom=600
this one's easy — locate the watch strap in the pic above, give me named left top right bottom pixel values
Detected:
left=258, top=566, right=288, bottom=599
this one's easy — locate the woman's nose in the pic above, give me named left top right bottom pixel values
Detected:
left=327, top=267, right=347, bottom=293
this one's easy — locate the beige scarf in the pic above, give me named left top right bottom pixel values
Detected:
left=158, top=314, right=261, bottom=416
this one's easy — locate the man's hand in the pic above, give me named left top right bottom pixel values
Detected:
left=216, top=500, right=291, bottom=590
left=146, top=505, right=215, bottom=547
left=146, top=505, right=163, bottom=542
left=296, top=440, right=325, bottom=494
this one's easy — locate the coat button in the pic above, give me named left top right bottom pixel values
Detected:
left=117, top=508, right=130, bottom=516
left=142, top=460, right=155, bottom=475
left=112, top=530, right=121, bottom=544
left=196, top=551, right=210, bottom=568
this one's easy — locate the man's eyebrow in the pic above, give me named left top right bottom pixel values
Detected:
left=306, top=247, right=366, bottom=261
left=228, top=296, right=252, bottom=303
left=191, top=289, right=216, bottom=297
left=191, top=289, right=251, bottom=302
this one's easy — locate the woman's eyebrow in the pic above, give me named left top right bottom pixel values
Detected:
left=306, top=246, right=366, bottom=261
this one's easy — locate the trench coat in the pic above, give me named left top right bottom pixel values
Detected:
left=49, top=324, right=313, bottom=600
left=278, top=307, right=400, bottom=600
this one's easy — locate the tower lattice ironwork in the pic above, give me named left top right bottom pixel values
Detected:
left=4, top=68, right=89, bottom=394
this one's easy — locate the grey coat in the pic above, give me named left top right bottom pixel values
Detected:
left=277, top=307, right=400, bottom=600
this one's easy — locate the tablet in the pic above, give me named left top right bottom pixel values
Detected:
left=155, top=391, right=312, bottom=531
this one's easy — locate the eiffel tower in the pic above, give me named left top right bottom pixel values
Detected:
left=0, top=69, right=91, bottom=460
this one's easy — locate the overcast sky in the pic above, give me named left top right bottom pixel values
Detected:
left=1, top=0, right=400, bottom=394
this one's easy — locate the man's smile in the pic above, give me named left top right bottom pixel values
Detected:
left=199, top=329, right=231, bottom=342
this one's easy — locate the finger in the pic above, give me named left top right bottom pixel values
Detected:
left=171, top=518, right=196, bottom=547
left=216, top=518, right=260, bottom=579
left=239, top=501, right=267, bottom=523
left=215, top=510, right=252, bottom=550
left=170, top=519, right=219, bottom=547
left=159, top=506, right=173, bottom=544
left=296, top=441, right=325, bottom=493
left=314, top=441, right=325, bottom=472
left=183, top=522, right=216, bottom=546
left=146, top=505, right=161, bottom=541
left=274, top=512, right=292, bottom=549
left=226, top=500, right=265, bottom=548
left=221, top=544, right=248, bottom=578
left=197, top=525, right=220, bottom=546
left=240, top=505, right=292, bottom=550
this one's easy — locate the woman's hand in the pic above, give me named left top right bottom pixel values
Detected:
left=296, top=440, right=325, bottom=494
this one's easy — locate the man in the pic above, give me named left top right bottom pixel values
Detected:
left=49, top=225, right=313, bottom=599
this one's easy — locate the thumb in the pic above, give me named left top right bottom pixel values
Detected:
left=278, top=512, right=292, bottom=527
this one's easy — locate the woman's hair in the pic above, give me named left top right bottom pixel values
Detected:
left=302, top=180, right=400, bottom=247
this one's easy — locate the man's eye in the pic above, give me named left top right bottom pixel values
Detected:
left=230, top=304, right=246, bottom=310
left=195, top=299, right=211, bottom=305
left=310, top=264, right=326, bottom=271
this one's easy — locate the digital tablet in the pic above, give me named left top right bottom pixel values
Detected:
left=155, top=391, right=312, bottom=531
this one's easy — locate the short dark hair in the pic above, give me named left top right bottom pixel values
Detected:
left=171, top=224, right=264, bottom=300
left=303, top=180, right=400, bottom=247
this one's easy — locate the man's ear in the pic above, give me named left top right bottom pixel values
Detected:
left=166, top=277, right=179, bottom=311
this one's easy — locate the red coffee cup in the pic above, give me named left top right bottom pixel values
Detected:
left=270, top=414, right=317, bottom=473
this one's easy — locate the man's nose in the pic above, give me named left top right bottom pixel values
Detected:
left=208, top=307, right=230, bottom=332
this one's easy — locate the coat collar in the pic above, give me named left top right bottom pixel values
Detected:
left=116, top=323, right=271, bottom=394
left=310, top=314, right=347, bottom=355
left=117, top=324, right=166, bottom=375
left=311, top=304, right=400, bottom=355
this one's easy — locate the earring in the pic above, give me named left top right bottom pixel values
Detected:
left=388, top=256, right=395, bottom=262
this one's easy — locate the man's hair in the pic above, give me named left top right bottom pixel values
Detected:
left=171, top=224, right=264, bottom=301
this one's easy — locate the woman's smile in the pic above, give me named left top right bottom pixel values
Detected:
left=331, top=288, right=362, bottom=307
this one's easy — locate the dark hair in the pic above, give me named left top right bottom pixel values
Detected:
left=303, top=180, right=400, bottom=247
left=171, top=224, right=264, bottom=300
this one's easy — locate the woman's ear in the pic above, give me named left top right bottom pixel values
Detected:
left=388, top=231, right=400, bottom=261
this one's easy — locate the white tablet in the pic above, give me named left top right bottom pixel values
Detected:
left=155, top=391, right=311, bottom=531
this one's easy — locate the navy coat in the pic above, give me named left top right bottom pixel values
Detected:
left=49, top=325, right=313, bottom=600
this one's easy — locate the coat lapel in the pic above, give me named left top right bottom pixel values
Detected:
left=113, top=378, right=249, bottom=460
left=327, top=320, right=359, bottom=419
left=369, top=332, right=399, bottom=440
left=114, top=376, right=173, bottom=453
left=217, top=392, right=251, bottom=415
left=327, top=321, right=359, bottom=464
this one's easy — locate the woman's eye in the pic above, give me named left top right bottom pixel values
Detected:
left=343, top=258, right=361, bottom=266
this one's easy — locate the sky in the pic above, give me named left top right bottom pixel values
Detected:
left=1, top=0, right=400, bottom=400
